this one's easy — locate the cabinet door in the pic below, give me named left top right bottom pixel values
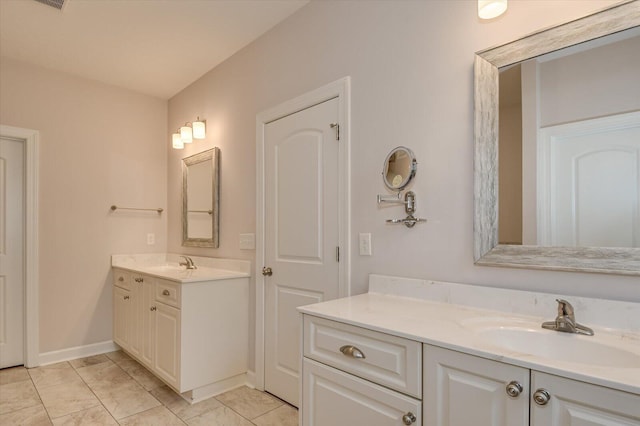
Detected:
left=531, top=371, right=640, bottom=426
left=140, top=279, right=155, bottom=367
left=127, top=274, right=144, bottom=357
left=113, top=286, right=130, bottom=349
left=424, top=345, right=529, bottom=426
left=154, top=302, right=180, bottom=389
left=302, top=358, right=421, bottom=426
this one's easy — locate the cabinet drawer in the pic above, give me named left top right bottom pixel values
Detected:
left=303, top=315, right=422, bottom=398
left=302, top=358, right=421, bottom=426
left=113, top=269, right=130, bottom=290
left=155, top=280, right=181, bottom=308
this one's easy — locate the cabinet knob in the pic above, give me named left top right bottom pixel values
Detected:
left=150, top=306, right=157, bottom=311
left=162, top=289, right=170, bottom=296
left=402, top=412, right=416, bottom=425
left=339, top=345, right=366, bottom=359
left=118, top=277, right=124, bottom=282
left=505, top=381, right=523, bottom=397
left=533, top=389, right=550, bottom=406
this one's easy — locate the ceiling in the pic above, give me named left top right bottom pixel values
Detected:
left=0, top=0, right=309, bottom=99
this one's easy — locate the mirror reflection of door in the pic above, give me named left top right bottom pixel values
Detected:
left=187, top=161, right=213, bottom=239
left=497, top=29, right=640, bottom=247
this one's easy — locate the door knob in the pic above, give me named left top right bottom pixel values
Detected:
left=262, top=267, right=273, bottom=276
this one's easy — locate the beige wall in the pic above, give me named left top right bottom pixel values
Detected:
left=168, top=0, right=639, bottom=371
left=0, top=58, right=168, bottom=353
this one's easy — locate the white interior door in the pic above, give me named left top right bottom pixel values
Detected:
left=0, top=137, right=25, bottom=368
left=538, top=112, right=640, bottom=247
left=264, top=97, right=340, bottom=406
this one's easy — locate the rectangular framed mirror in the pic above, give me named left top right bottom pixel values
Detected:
left=182, top=148, right=219, bottom=247
left=474, top=1, right=640, bottom=275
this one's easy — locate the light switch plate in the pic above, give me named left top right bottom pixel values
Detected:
left=359, top=233, right=372, bottom=256
left=240, top=233, right=256, bottom=250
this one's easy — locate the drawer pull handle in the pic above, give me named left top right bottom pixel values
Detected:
left=402, top=412, right=416, bottom=425
left=162, top=289, right=170, bottom=296
left=150, top=306, right=157, bottom=311
left=124, top=295, right=130, bottom=300
left=339, top=345, right=366, bottom=359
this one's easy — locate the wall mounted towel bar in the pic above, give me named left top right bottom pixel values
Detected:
left=110, top=205, right=163, bottom=214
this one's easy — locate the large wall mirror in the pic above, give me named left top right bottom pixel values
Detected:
left=474, top=1, right=640, bottom=275
left=182, top=148, right=219, bottom=247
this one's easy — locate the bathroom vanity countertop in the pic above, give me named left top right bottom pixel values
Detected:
left=112, top=253, right=250, bottom=283
left=299, top=291, right=640, bottom=395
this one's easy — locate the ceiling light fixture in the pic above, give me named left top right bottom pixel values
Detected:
left=172, top=117, right=206, bottom=149
left=478, top=0, right=507, bottom=19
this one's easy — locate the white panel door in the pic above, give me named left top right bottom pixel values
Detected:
left=531, top=371, right=640, bottom=426
left=424, top=345, right=529, bottom=426
left=302, top=358, right=421, bottom=426
left=264, top=97, right=340, bottom=406
left=539, top=112, right=640, bottom=247
left=0, top=137, right=24, bottom=369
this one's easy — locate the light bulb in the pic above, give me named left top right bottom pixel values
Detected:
left=478, top=0, right=507, bottom=19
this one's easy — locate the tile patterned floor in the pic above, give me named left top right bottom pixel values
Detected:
left=0, top=351, right=298, bottom=425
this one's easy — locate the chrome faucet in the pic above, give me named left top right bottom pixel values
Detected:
left=179, top=256, right=197, bottom=270
left=541, top=299, right=593, bottom=336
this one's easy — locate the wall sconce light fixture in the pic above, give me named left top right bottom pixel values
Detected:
left=478, top=0, right=507, bottom=19
left=172, top=117, right=206, bottom=149
left=172, top=130, right=184, bottom=149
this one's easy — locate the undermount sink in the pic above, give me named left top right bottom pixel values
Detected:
left=477, top=326, right=640, bottom=368
left=460, top=317, right=640, bottom=368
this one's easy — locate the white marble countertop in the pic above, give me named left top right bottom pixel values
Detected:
left=112, top=253, right=250, bottom=283
left=298, top=277, right=640, bottom=395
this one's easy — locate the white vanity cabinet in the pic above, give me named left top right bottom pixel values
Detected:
left=112, top=267, right=249, bottom=399
left=530, top=371, right=640, bottom=426
left=423, top=345, right=529, bottom=426
left=301, top=315, right=422, bottom=426
left=424, top=345, right=640, bottom=426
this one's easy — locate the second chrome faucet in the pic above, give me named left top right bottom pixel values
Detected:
left=179, top=255, right=197, bottom=270
left=542, top=299, right=594, bottom=336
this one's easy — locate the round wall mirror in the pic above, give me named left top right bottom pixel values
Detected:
left=382, top=146, right=417, bottom=191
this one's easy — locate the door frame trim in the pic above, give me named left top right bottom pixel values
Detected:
left=0, top=124, right=39, bottom=368
left=255, top=77, right=351, bottom=391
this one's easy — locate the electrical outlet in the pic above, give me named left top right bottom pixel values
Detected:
left=147, top=233, right=155, bottom=245
left=359, top=233, right=372, bottom=256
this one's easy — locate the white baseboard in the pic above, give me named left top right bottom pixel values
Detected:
left=245, top=370, right=256, bottom=388
left=39, top=340, right=118, bottom=366
left=182, top=373, right=250, bottom=404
